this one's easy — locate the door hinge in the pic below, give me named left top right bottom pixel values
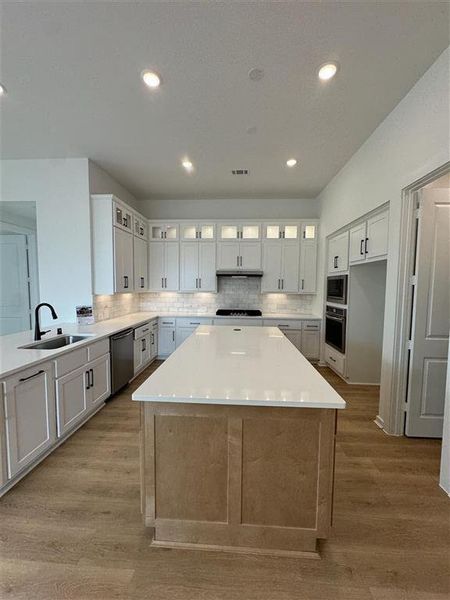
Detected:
left=407, top=339, right=413, bottom=351
left=410, top=275, right=417, bottom=286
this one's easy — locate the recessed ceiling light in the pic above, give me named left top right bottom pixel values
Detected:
left=286, top=158, right=297, bottom=167
left=318, top=62, right=339, bottom=81
left=0, top=84, right=7, bottom=96
left=141, top=70, right=161, bottom=89
left=182, top=159, right=194, bottom=172
left=248, top=68, right=264, bottom=81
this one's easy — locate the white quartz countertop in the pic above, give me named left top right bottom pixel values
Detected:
left=132, top=325, right=345, bottom=409
left=0, top=311, right=321, bottom=380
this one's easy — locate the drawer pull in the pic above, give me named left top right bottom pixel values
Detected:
left=19, top=369, right=44, bottom=382
left=328, top=356, right=336, bottom=363
left=190, top=322, right=200, bottom=325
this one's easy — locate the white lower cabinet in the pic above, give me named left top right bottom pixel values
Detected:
left=175, top=317, right=214, bottom=348
left=134, top=320, right=157, bottom=374
left=3, top=362, right=56, bottom=478
left=283, top=329, right=302, bottom=350
left=324, top=344, right=346, bottom=376
left=56, top=352, right=110, bottom=437
left=158, top=319, right=176, bottom=356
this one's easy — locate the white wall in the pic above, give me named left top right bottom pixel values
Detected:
left=88, top=160, right=139, bottom=211
left=1, top=158, right=92, bottom=325
left=440, top=341, right=450, bottom=495
left=138, top=197, right=318, bottom=220
left=317, top=47, right=450, bottom=432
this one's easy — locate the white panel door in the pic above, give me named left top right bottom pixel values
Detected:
left=240, top=242, right=261, bottom=270
left=176, top=327, right=195, bottom=348
left=0, top=234, right=30, bottom=335
left=301, top=330, right=320, bottom=360
left=281, top=243, right=300, bottom=293
left=406, top=188, right=450, bottom=437
left=88, top=354, right=111, bottom=407
left=4, top=364, right=56, bottom=478
left=299, top=241, right=317, bottom=293
left=282, top=329, right=302, bottom=351
left=328, top=231, right=349, bottom=273
left=366, top=210, right=389, bottom=260
left=158, top=327, right=176, bottom=356
left=349, top=223, right=367, bottom=264
left=198, top=242, right=216, bottom=291
left=164, top=243, right=179, bottom=291
left=134, top=237, right=148, bottom=291
left=261, top=242, right=282, bottom=292
left=114, top=228, right=133, bottom=292
left=56, top=365, right=88, bottom=436
left=217, top=242, right=239, bottom=270
left=148, top=242, right=165, bottom=291
left=180, top=242, right=199, bottom=292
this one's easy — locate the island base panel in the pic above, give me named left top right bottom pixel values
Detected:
left=140, top=403, right=337, bottom=556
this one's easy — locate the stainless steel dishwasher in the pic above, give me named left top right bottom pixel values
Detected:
left=110, top=328, right=134, bottom=395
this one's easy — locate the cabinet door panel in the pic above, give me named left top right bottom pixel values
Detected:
left=158, top=327, right=176, bottom=356
left=282, top=329, right=302, bottom=351
left=89, top=355, right=110, bottom=406
left=180, top=243, right=199, bottom=292
left=301, top=330, right=320, bottom=360
left=198, top=243, right=217, bottom=292
left=56, top=366, right=88, bottom=437
left=114, top=228, right=133, bottom=292
left=366, top=211, right=389, bottom=259
left=240, top=242, right=261, bottom=270
left=5, top=365, right=56, bottom=477
left=299, top=241, right=317, bottom=293
left=134, top=237, right=148, bottom=291
left=349, top=223, right=366, bottom=264
left=328, top=232, right=349, bottom=273
left=282, top=243, right=300, bottom=293
left=217, top=242, right=239, bottom=269
left=134, top=337, right=145, bottom=374
left=149, top=242, right=165, bottom=291
left=261, top=242, right=282, bottom=292
left=176, top=327, right=195, bottom=348
left=164, top=243, right=179, bottom=291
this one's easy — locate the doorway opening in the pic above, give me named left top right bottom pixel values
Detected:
left=391, top=163, right=450, bottom=439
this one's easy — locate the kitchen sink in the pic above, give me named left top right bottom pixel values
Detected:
left=20, top=335, right=93, bottom=350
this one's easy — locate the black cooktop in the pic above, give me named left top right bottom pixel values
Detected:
left=215, top=309, right=262, bottom=317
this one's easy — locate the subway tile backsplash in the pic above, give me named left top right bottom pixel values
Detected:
left=140, top=278, right=314, bottom=315
left=93, top=280, right=314, bottom=322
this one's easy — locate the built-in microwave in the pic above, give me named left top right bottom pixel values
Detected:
left=326, top=275, right=348, bottom=305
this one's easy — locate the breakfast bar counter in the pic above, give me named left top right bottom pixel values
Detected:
left=132, top=325, right=345, bottom=557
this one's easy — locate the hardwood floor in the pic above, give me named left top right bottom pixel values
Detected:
left=1, top=363, right=448, bottom=599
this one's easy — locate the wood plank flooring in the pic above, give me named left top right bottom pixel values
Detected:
left=1, top=362, right=449, bottom=599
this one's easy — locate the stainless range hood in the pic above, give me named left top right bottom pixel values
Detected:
left=216, top=270, right=263, bottom=278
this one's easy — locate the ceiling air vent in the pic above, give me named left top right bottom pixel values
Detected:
left=231, top=169, right=249, bottom=175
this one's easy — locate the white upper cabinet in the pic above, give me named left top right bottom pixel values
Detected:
left=328, top=231, right=349, bottom=274
left=217, top=241, right=261, bottom=270
left=148, top=241, right=179, bottom=291
left=262, top=241, right=299, bottom=293
left=181, top=223, right=215, bottom=241
left=299, top=222, right=318, bottom=293
left=349, top=209, right=389, bottom=265
left=149, top=223, right=179, bottom=241
left=114, top=227, right=134, bottom=292
left=91, top=195, right=147, bottom=295
left=134, top=236, right=148, bottom=292
left=264, top=223, right=299, bottom=240
left=219, top=223, right=260, bottom=241
left=180, top=242, right=216, bottom=292
left=133, top=215, right=147, bottom=240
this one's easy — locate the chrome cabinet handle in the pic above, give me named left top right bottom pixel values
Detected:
left=19, top=369, right=44, bottom=382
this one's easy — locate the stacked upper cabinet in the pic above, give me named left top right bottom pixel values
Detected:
left=91, top=195, right=142, bottom=294
left=133, top=214, right=148, bottom=292
left=180, top=224, right=216, bottom=292
left=327, top=230, right=349, bottom=274
left=261, top=221, right=318, bottom=293
left=348, top=210, right=389, bottom=264
left=217, top=223, right=261, bottom=270
left=148, top=223, right=179, bottom=291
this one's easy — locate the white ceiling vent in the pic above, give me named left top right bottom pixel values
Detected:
left=231, top=169, right=249, bottom=175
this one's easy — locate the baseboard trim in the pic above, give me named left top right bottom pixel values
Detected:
left=374, top=415, right=385, bottom=429
left=439, top=483, right=450, bottom=498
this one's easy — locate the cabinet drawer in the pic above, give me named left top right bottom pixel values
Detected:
left=213, top=318, right=262, bottom=327
left=324, top=344, right=345, bottom=375
left=176, top=317, right=213, bottom=328
left=159, top=318, right=176, bottom=327
left=134, top=322, right=152, bottom=340
left=87, top=338, right=109, bottom=361
left=263, top=319, right=302, bottom=330
left=54, top=347, right=88, bottom=378
left=302, top=321, right=321, bottom=331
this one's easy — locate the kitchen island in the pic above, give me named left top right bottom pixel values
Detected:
left=132, top=325, right=345, bottom=557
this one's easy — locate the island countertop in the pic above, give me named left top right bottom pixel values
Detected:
left=132, top=325, right=345, bottom=409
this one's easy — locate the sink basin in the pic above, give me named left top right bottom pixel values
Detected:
left=20, top=335, right=92, bottom=350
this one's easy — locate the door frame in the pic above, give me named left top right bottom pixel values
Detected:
left=389, top=161, right=450, bottom=436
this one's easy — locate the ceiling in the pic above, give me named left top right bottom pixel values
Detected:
left=1, top=1, right=449, bottom=200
